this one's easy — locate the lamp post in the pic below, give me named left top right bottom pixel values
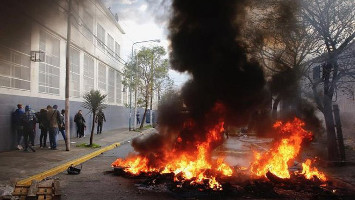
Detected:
left=129, top=39, right=160, bottom=131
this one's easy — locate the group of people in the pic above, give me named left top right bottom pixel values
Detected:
left=13, top=103, right=107, bottom=152
left=13, top=104, right=66, bottom=151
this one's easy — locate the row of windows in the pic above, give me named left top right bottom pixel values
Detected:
left=36, top=30, right=124, bottom=105
left=96, top=23, right=121, bottom=60
left=68, top=47, right=124, bottom=105
left=63, top=1, right=122, bottom=64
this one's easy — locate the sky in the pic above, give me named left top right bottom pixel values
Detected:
left=102, top=0, right=190, bottom=88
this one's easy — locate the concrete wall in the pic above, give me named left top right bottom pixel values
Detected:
left=0, top=93, right=130, bottom=152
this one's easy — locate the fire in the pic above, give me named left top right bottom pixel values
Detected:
left=301, top=159, right=327, bottom=181
left=250, top=118, right=312, bottom=178
left=250, top=118, right=327, bottom=182
left=112, top=120, right=233, bottom=190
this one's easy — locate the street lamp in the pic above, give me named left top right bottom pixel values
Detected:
left=129, top=39, right=160, bottom=131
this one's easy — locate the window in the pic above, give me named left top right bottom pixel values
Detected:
left=98, top=62, right=106, bottom=92
left=71, top=0, right=80, bottom=29
left=39, top=30, right=60, bottom=95
left=0, top=47, right=31, bottom=90
left=115, top=71, right=122, bottom=104
left=115, top=42, right=120, bottom=59
left=97, top=24, right=105, bottom=50
left=70, top=47, right=80, bottom=98
left=107, top=34, right=114, bottom=56
left=82, top=10, right=93, bottom=42
left=108, top=68, right=115, bottom=103
left=83, top=54, right=94, bottom=92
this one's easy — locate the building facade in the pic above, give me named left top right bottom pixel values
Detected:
left=0, top=0, right=130, bottom=151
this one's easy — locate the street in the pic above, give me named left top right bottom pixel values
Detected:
left=58, top=140, right=176, bottom=200
left=57, top=135, right=273, bottom=200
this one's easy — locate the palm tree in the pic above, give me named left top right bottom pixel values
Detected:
left=82, top=90, right=107, bottom=146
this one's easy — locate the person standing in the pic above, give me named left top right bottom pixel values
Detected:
left=22, top=105, right=37, bottom=152
left=47, top=105, right=60, bottom=150
left=136, top=111, right=140, bottom=125
left=74, top=110, right=85, bottom=138
left=58, top=109, right=67, bottom=142
left=13, top=104, right=24, bottom=150
left=38, top=108, right=49, bottom=148
left=95, top=109, right=106, bottom=134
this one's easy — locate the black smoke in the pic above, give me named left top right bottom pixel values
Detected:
left=132, top=0, right=268, bottom=154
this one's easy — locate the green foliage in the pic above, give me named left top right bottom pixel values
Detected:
left=76, top=143, right=101, bottom=148
left=123, top=46, right=171, bottom=129
left=122, top=46, right=170, bottom=96
left=82, top=90, right=107, bottom=113
left=82, top=89, right=107, bottom=146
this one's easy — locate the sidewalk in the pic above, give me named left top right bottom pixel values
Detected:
left=0, top=128, right=153, bottom=186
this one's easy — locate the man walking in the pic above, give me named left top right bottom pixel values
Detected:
left=95, top=109, right=106, bottom=134
left=13, top=104, right=24, bottom=150
left=47, top=105, right=60, bottom=150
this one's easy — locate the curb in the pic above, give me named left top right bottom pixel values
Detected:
left=16, top=133, right=143, bottom=186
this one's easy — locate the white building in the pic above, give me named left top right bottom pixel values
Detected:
left=0, top=0, right=130, bottom=151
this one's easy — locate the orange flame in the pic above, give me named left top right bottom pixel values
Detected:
left=250, top=118, right=313, bottom=179
left=112, top=120, right=233, bottom=190
left=301, top=159, right=327, bottom=181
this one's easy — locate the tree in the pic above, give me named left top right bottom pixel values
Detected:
left=300, top=0, right=355, bottom=161
left=244, top=0, right=319, bottom=118
left=122, top=46, right=169, bottom=129
left=82, top=90, right=107, bottom=146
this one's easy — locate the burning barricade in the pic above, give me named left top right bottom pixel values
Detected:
left=112, top=118, right=333, bottom=196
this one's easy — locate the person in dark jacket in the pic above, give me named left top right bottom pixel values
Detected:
left=47, top=105, right=60, bottom=150
left=13, top=104, right=25, bottom=150
left=22, top=105, right=37, bottom=152
left=95, top=109, right=106, bottom=134
left=38, top=107, right=49, bottom=148
left=58, top=109, right=66, bottom=142
left=136, top=111, right=140, bottom=125
left=74, top=110, right=85, bottom=138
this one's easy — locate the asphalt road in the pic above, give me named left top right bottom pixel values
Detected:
left=56, top=136, right=273, bottom=200
left=58, top=141, right=176, bottom=200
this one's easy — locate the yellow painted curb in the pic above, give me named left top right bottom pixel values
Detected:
left=16, top=142, right=121, bottom=186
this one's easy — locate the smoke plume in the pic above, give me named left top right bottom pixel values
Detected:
left=132, top=0, right=268, bottom=154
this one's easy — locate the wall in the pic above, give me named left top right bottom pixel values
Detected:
left=0, top=94, right=130, bottom=152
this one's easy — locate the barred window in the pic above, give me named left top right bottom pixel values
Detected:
left=82, top=10, right=93, bottom=42
left=71, top=0, right=80, bottom=29
left=0, top=47, right=30, bottom=90
left=108, top=68, right=115, bottom=103
left=97, top=24, right=105, bottom=50
left=115, top=71, right=122, bottom=104
left=70, top=47, right=80, bottom=98
left=98, top=62, right=107, bottom=92
left=115, top=42, right=120, bottom=59
left=39, top=30, right=60, bottom=95
left=83, top=54, right=94, bottom=92
left=107, top=34, right=114, bottom=56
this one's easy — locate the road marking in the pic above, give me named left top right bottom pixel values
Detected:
left=16, top=142, right=121, bottom=186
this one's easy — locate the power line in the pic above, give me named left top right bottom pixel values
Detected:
left=53, top=0, right=127, bottom=65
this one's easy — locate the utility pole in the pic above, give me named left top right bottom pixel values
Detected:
left=149, top=55, right=154, bottom=127
left=129, top=39, right=160, bottom=131
left=64, top=0, right=72, bottom=151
